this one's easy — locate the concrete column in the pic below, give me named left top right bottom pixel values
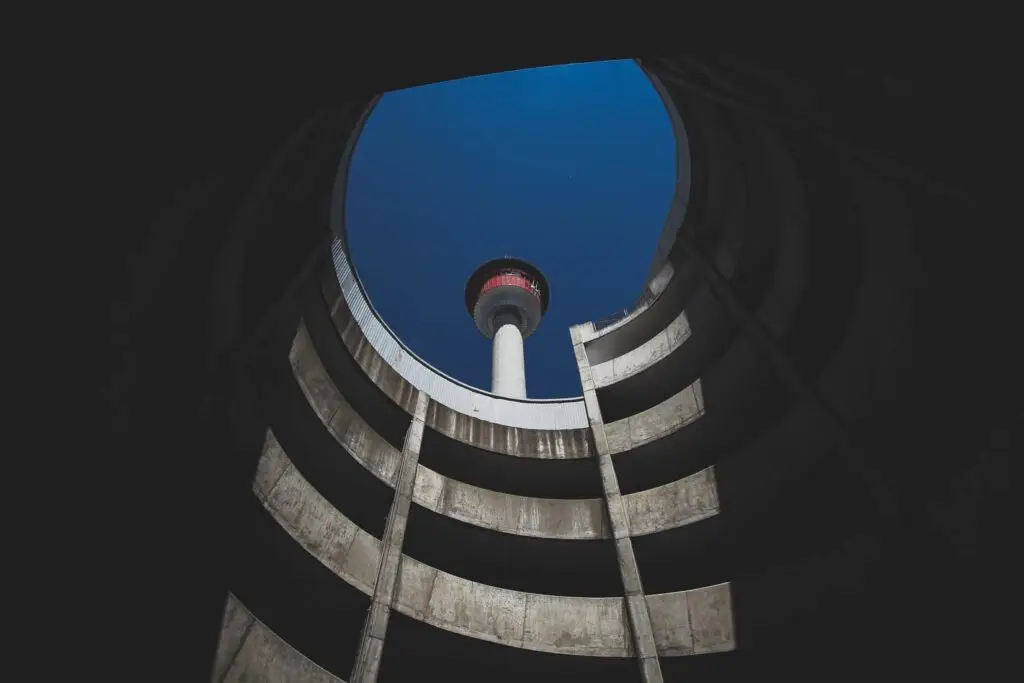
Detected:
left=570, top=325, right=664, bottom=683
left=350, top=390, right=430, bottom=682
left=491, top=322, right=527, bottom=398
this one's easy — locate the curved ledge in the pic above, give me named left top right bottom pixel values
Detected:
left=590, top=307, right=692, bottom=389
left=293, top=320, right=604, bottom=526
left=411, top=465, right=609, bottom=540
left=326, top=239, right=588, bottom=430
left=646, top=584, right=735, bottom=656
left=321, top=272, right=591, bottom=458
left=253, top=434, right=735, bottom=657
left=213, top=593, right=345, bottom=683
left=292, top=317, right=598, bottom=507
left=612, top=337, right=791, bottom=494
left=254, top=430, right=382, bottom=596
left=425, top=399, right=591, bottom=460
left=625, top=466, right=719, bottom=536
left=604, top=380, right=705, bottom=455
left=293, top=319, right=719, bottom=538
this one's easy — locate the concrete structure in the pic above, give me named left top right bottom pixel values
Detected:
left=465, top=258, right=550, bottom=398
left=105, top=53, right=1009, bottom=683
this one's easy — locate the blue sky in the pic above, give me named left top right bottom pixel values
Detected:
left=346, top=59, right=676, bottom=398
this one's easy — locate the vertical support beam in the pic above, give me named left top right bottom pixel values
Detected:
left=350, top=391, right=430, bottom=682
left=571, top=326, right=663, bottom=682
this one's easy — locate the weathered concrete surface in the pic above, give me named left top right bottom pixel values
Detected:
left=624, top=467, right=719, bottom=536
left=426, top=401, right=590, bottom=459
left=291, top=322, right=404, bottom=485
left=646, top=583, right=735, bottom=656
left=291, top=322, right=345, bottom=425
left=324, top=283, right=421, bottom=415
left=212, top=593, right=345, bottom=683
left=253, top=430, right=380, bottom=596
left=604, top=380, right=705, bottom=454
left=319, top=288, right=592, bottom=459
left=255, top=435, right=723, bottom=660
left=351, top=391, right=429, bottom=683
left=590, top=309, right=691, bottom=388
left=290, top=328, right=608, bottom=539
left=412, top=465, right=610, bottom=539
left=393, top=558, right=632, bottom=657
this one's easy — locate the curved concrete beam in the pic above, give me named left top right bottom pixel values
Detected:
left=624, top=467, right=719, bottom=536
left=590, top=308, right=692, bottom=388
left=645, top=584, right=735, bottom=656
left=254, top=429, right=382, bottom=596
left=393, top=557, right=632, bottom=657
left=213, top=593, right=345, bottom=683
left=253, top=432, right=733, bottom=658
left=320, top=281, right=592, bottom=456
left=293, top=321, right=719, bottom=539
left=411, top=465, right=609, bottom=540
left=325, top=241, right=589, bottom=430
left=604, top=380, right=705, bottom=455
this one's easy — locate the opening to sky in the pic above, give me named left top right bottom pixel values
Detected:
left=347, top=59, right=677, bottom=398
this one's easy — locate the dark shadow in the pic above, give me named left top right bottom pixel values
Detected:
left=403, top=504, right=622, bottom=596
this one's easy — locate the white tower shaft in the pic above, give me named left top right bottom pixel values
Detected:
left=491, top=323, right=527, bottom=398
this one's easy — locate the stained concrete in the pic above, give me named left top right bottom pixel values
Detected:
left=253, top=430, right=381, bottom=596
left=253, top=435, right=732, bottom=659
left=426, top=401, right=590, bottom=459
left=645, top=583, right=735, bottom=656
left=625, top=467, right=720, bottom=535
left=290, top=324, right=608, bottom=538
left=324, top=282, right=421, bottom=416
left=295, top=320, right=717, bottom=540
left=412, top=464, right=610, bottom=539
left=323, top=281, right=592, bottom=459
left=393, top=557, right=632, bottom=657
left=590, top=309, right=692, bottom=388
left=213, top=594, right=345, bottom=683
left=604, top=380, right=705, bottom=454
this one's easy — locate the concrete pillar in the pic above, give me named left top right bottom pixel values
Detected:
left=350, top=390, right=430, bottom=682
left=492, top=322, right=527, bottom=398
left=570, top=325, right=664, bottom=683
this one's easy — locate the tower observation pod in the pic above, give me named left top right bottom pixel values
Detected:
left=465, top=257, right=550, bottom=399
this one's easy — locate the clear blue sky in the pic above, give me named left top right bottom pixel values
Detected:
left=347, top=59, right=677, bottom=398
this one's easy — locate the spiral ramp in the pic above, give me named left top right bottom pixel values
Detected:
left=108, top=54, right=1011, bottom=682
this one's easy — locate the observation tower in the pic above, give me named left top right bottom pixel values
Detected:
left=465, top=257, right=550, bottom=399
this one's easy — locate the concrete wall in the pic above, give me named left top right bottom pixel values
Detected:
left=425, top=401, right=590, bottom=459
left=393, top=559, right=631, bottom=656
left=254, top=434, right=733, bottom=658
left=604, top=381, right=705, bottom=454
left=292, top=321, right=403, bottom=486
left=319, top=286, right=592, bottom=457
left=293, top=321, right=718, bottom=540
left=212, top=593, right=345, bottom=683
left=625, top=467, right=719, bottom=535
left=323, top=288, right=421, bottom=416
left=253, top=430, right=381, bottom=596
left=412, top=465, right=609, bottom=539
left=291, top=322, right=606, bottom=539
left=590, top=309, right=692, bottom=388
left=645, top=583, right=735, bottom=656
